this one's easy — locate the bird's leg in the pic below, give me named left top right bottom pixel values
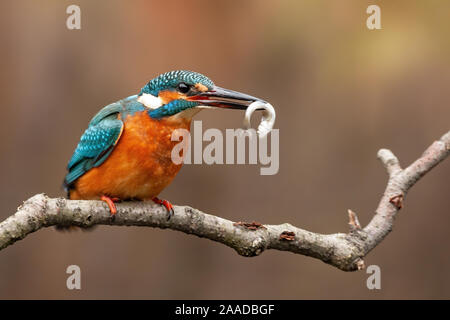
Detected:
left=152, top=197, right=174, bottom=220
left=101, top=195, right=120, bottom=217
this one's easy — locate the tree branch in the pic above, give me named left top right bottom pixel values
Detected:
left=0, top=131, right=449, bottom=271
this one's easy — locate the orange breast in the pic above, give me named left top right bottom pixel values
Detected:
left=70, top=111, right=191, bottom=200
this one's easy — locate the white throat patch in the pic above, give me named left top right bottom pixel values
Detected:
left=137, top=93, right=163, bottom=110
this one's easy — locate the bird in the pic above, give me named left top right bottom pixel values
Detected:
left=64, top=70, right=265, bottom=219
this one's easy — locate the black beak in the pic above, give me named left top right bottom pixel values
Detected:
left=188, top=86, right=267, bottom=110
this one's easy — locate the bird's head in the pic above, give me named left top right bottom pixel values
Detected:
left=138, top=70, right=266, bottom=119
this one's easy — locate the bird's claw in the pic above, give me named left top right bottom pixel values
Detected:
left=101, top=196, right=120, bottom=221
left=152, top=197, right=174, bottom=220
left=167, top=207, right=174, bottom=221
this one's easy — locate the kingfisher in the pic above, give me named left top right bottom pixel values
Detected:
left=64, top=70, right=265, bottom=219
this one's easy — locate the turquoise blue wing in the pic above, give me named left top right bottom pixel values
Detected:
left=64, top=102, right=124, bottom=189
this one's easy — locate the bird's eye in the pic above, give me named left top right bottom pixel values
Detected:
left=177, top=82, right=190, bottom=94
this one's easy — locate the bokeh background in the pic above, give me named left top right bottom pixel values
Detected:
left=0, top=0, right=449, bottom=299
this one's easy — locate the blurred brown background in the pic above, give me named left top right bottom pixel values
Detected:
left=0, top=0, right=449, bottom=299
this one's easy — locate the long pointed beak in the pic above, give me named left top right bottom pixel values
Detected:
left=188, top=86, right=267, bottom=109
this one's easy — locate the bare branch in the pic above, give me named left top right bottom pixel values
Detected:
left=377, top=148, right=402, bottom=177
left=0, top=130, right=449, bottom=271
left=348, top=209, right=361, bottom=231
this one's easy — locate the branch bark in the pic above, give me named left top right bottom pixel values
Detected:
left=0, top=131, right=449, bottom=271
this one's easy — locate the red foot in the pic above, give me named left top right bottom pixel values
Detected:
left=101, top=196, right=120, bottom=216
left=152, top=197, right=174, bottom=220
